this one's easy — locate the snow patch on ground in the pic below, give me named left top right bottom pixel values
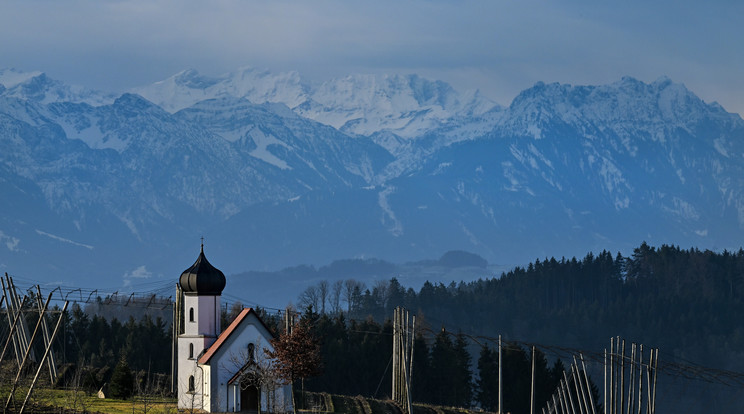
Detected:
left=217, top=124, right=254, bottom=143
left=35, top=230, right=93, bottom=250
left=433, top=162, right=451, bottom=175
left=501, top=161, right=521, bottom=191
left=713, top=137, right=729, bottom=157
left=527, top=124, right=542, bottom=139
left=529, top=144, right=553, bottom=169
left=58, top=118, right=129, bottom=151
left=0, top=69, right=43, bottom=88
left=662, top=198, right=700, bottom=220
left=378, top=186, right=403, bottom=236
left=459, top=222, right=480, bottom=246
left=597, top=157, right=628, bottom=197
left=247, top=127, right=291, bottom=170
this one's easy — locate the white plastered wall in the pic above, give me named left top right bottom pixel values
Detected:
left=208, top=313, right=294, bottom=413
left=177, top=293, right=220, bottom=409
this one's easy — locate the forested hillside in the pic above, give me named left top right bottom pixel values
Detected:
left=323, top=243, right=744, bottom=372
left=298, top=243, right=744, bottom=412
left=13, top=242, right=741, bottom=413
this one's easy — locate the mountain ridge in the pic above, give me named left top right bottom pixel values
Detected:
left=132, top=67, right=499, bottom=139
left=0, top=67, right=742, bottom=301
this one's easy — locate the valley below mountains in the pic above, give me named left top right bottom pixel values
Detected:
left=1, top=67, right=743, bottom=304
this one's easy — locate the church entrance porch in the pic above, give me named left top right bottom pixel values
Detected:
left=235, top=370, right=261, bottom=413
left=240, top=384, right=260, bottom=413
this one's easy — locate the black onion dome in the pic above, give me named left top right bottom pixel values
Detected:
left=179, top=245, right=226, bottom=295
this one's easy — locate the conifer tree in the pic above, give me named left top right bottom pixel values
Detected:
left=411, top=333, right=431, bottom=403
left=476, top=344, right=498, bottom=411
left=109, top=356, right=134, bottom=399
left=429, top=329, right=457, bottom=406
left=453, top=333, right=473, bottom=407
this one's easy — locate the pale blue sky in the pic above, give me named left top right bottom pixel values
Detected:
left=1, top=0, right=742, bottom=114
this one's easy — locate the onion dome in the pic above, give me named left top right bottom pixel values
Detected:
left=179, top=244, right=226, bottom=295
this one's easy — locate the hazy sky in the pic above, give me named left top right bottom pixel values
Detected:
left=2, top=0, right=742, bottom=115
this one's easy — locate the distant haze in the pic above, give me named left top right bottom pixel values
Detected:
left=1, top=0, right=742, bottom=116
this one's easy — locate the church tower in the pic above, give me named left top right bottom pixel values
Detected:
left=177, top=244, right=226, bottom=409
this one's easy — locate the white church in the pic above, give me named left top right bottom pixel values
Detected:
left=177, top=245, right=294, bottom=413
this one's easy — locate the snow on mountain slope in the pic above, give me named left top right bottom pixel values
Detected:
left=444, top=76, right=744, bottom=231
left=0, top=68, right=116, bottom=106
left=131, top=67, right=308, bottom=113
left=133, top=68, right=499, bottom=139
left=500, top=77, right=741, bottom=145
left=2, top=68, right=744, bottom=292
left=174, top=97, right=393, bottom=185
left=0, top=68, right=43, bottom=88
left=0, top=87, right=392, bottom=228
left=295, top=73, right=497, bottom=137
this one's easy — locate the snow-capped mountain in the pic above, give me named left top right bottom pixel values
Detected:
left=131, top=68, right=308, bottom=113
left=0, top=68, right=116, bottom=106
left=133, top=67, right=498, bottom=140
left=380, top=77, right=744, bottom=262
left=1, top=68, right=743, bottom=299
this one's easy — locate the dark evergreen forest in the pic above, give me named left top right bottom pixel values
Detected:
left=339, top=243, right=744, bottom=373
left=300, top=243, right=744, bottom=412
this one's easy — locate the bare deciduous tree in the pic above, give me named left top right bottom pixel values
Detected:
left=178, top=368, right=203, bottom=414
left=224, top=338, right=290, bottom=413
left=373, top=279, right=391, bottom=309
left=343, top=279, right=365, bottom=314
left=298, top=286, right=320, bottom=312
left=330, top=280, right=343, bottom=315
left=317, top=281, right=329, bottom=314
left=267, top=319, right=322, bottom=411
left=65, top=363, right=89, bottom=414
left=228, top=301, right=244, bottom=323
left=134, top=368, right=158, bottom=414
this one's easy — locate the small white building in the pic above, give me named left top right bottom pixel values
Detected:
left=177, top=245, right=293, bottom=413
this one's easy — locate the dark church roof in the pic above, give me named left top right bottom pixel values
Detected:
left=179, top=245, right=226, bottom=295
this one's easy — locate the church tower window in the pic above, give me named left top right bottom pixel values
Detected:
left=248, top=342, right=255, bottom=362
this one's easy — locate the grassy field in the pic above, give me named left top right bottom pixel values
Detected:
left=4, top=387, right=177, bottom=414
left=3, top=387, right=491, bottom=414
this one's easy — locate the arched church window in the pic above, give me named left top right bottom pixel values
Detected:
left=188, top=375, right=195, bottom=392
left=189, top=343, right=194, bottom=358
left=189, top=307, right=194, bottom=322
left=248, top=343, right=255, bottom=362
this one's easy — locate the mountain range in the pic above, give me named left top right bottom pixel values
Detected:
left=1, top=66, right=742, bottom=306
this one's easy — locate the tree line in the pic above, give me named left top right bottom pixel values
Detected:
left=294, top=305, right=598, bottom=413
left=4, top=242, right=740, bottom=412
left=299, top=243, right=744, bottom=372
left=296, top=243, right=744, bottom=411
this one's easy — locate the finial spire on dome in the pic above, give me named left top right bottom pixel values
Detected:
left=179, top=241, right=225, bottom=295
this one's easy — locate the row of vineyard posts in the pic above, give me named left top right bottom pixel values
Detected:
left=0, top=273, right=69, bottom=413
left=390, top=306, right=659, bottom=414
left=0, top=278, right=656, bottom=414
